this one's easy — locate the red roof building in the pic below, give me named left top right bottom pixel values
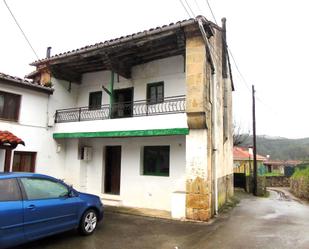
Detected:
left=233, top=147, right=266, bottom=161
left=0, top=131, right=25, bottom=172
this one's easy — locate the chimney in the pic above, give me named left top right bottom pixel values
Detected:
left=46, top=47, right=52, bottom=58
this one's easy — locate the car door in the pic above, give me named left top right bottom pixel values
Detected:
left=0, top=178, right=25, bottom=249
left=20, top=177, right=80, bottom=240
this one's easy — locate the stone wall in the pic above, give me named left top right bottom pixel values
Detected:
left=265, top=176, right=290, bottom=187
left=290, top=177, right=309, bottom=200
left=218, top=173, right=234, bottom=209
left=256, top=177, right=267, bottom=196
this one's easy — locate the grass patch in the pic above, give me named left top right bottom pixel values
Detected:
left=291, top=167, right=309, bottom=179
left=261, top=172, right=284, bottom=177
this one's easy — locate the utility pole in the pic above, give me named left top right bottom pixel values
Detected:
left=252, top=85, right=258, bottom=196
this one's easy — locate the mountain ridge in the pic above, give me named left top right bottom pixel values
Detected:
left=239, top=135, right=309, bottom=160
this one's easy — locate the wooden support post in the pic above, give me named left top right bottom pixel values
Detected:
left=252, top=85, right=258, bottom=196
left=4, top=149, right=12, bottom=172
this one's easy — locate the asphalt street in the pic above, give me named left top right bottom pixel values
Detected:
left=15, top=189, right=309, bottom=249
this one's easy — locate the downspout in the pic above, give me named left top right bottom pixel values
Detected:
left=212, top=73, right=218, bottom=215
left=197, top=17, right=218, bottom=214
left=197, top=18, right=215, bottom=73
left=109, top=71, right=114, bottom=117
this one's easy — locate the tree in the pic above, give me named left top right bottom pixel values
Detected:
left=233, top=123, right=250, bottom=146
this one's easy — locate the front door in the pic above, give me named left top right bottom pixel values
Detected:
left=112, top=88, right=133, bottom=118
left=105, top=146, right=121, bottom=195
left=12, top=151, right=36, bottom=172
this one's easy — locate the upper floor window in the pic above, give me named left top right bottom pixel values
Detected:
left=89, top=91, right=102, bottom=110
left=0, top=91, right=21, bottom=122
left=147, top=82, right=164, bottom=104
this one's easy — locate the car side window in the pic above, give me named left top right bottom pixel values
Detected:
left=20, top=178, right=69, bottom=200
left=0, top=178, right=21, bottom=201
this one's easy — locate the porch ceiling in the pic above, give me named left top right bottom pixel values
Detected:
left=30, top=17, right=216, bottom=83
left=49, top=31, right=186, bottom=82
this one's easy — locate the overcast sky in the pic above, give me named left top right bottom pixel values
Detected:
left=1, top=0, right=308, bottom=139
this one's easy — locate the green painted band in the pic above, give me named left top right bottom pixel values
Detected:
left=53, top=128, right=189, bottom=139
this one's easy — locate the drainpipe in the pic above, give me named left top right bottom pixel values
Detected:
left=197, top=17, right=218, bottom=214
left=109, top=71, right=114, bottom=118
left=212, top=73, right=218, bottom=215
left=197, top=18, right=215, bottom=73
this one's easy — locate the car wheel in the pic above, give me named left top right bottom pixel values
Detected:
left=79, top=209, right=98, bottom=235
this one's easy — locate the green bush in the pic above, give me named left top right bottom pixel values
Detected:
left=261, top=172, right=283, bottom=177
left=291, top=167, right=309, bottom=179
left=290, top=166, right=309, bottom=200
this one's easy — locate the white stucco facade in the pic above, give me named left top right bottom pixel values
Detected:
left=57, top=135, right=186, bottom=211
left=0, top=56, right=189, bottom=217
left=0, top=81, right=59, bottom=174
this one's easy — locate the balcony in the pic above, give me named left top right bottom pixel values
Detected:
left=55, top=95, right=186, bottom=123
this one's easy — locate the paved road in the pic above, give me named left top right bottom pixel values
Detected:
left=15, top=189, right=309, bottom=249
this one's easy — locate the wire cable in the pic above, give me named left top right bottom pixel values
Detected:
left=3, top=0, right=39, bottom=60
left=184, top=0, right=196, bottom=17
left=205, top=0, right=218, bottom=25
left=179, top=0, right=192, bottom=18
left=194, top=0, right=202, bottom=13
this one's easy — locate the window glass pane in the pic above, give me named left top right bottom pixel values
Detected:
left=12, top=154, right=21, bottom=171
left=0, top=179, right=21, bottom=201
left=0, top=94, right=4, bottom=115
left=6, top=96, right=17, bottom=120
left=157, top=85, right=164, bottom=102
left=23, top=155, right=32, bottom=172
left=147, top=86, right=155, bottom=104
left=0, top=91, right=20, bottom=121
left=89, top=91, right=102, bottom=109
left=147, top=82, right=164, bottom=104
left=21, top=178, right=68, bottom=200
left=143, top=146, right=170, bottom=176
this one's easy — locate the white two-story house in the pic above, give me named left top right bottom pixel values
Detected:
left=0, top=73, right=54, bottom=173
left=3, top=16, right=234, bottom=221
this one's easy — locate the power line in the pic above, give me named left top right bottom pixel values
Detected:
left=228, top=48, right=251, bottom=92
left=203, top=0, right=252, bottom=93
left=3, top=0, right=39, bottom=60
left=203, top=0, right=282, bottom=128
left=179, top=0, right=192, bottom=18
left=193, top=0, right=202, bottom=13
left=184, top=0, right=196, bottom=17
left=205, top=0, right=218, bottom=25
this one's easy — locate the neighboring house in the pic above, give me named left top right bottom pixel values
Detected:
left=0, top=73, right=54, bottom=173
left=2, top=16, right=234, bottom=221
left=233, top=147, right=266, bottom=175
left=263, top=160, right=302, bottom=175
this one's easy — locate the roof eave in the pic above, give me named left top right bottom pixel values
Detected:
left=0, top=77, right=54, bottom=94
left=30, top=18, right=208, bottom=67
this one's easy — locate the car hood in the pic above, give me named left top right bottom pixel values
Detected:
left=78, top=192, right=100, bottom=200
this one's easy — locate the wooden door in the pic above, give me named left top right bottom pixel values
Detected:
left=105, top=146, right=121, bottom=195
left=12, top=152, right=36, bottom=172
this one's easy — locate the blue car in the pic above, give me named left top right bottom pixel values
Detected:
left=0, top=173, right=104, bottom=249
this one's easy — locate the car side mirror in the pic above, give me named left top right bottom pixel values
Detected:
left=67, top=189, right=73, bottom=197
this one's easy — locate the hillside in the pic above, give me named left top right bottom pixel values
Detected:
left=240, top=136, right=309, bottom=160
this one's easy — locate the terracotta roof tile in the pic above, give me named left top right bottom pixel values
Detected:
left=233, top=147, right=266, bottom=161
left=30, top=17, right=219, bottom=66
left=0, top=72, right=53, bottom=94
left=0, top=131, right=25, bottom=147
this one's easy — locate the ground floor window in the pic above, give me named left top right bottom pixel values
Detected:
left=143, top=146, right=170, bottom=176
left=12, top=151, right=36, bottom=172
